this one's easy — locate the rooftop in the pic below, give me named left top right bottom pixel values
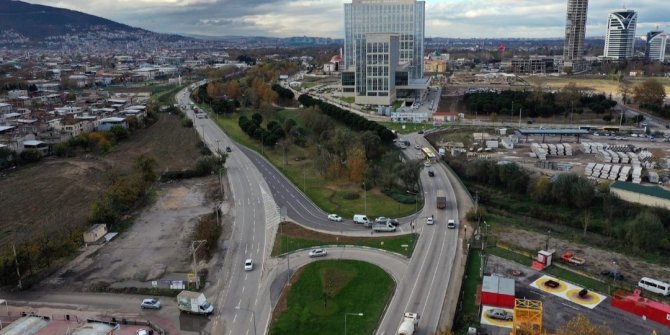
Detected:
left=611, top=180, right=670, bottom=201
left=517, top=128, right=590, bottom=135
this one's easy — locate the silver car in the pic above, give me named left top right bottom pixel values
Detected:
left=140, top=298, right=161, bottom=309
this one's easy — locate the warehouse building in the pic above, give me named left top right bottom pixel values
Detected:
left=610, top=181, right=670, bottom=210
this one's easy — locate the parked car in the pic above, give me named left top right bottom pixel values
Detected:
left=244, top=259, right=254, bottom=271
left=141, top=298, right=161, bottom=309
left=327, top=214, right=342, bottom=222
left=578, top=288, right=589, bottom=298
left=601, top=270, right=624, bottom=280
left=426, top=216, right=434, bottom=225
left=544, top=280, right=560, bottom=288
left=486, top=308, right=513, bottom=321
left=447, top=219, right=456, bottom=229
left=308, top=248, right=327, bottom=258
left=388, top=218, right=400, bottom=226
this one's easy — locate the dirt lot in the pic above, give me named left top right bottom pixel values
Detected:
left=42, top=177, right=219, bottom=289
left=0, top=113, right=202, bottom=251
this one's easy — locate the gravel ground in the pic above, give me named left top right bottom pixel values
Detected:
left=41, top=177, right=220, bottom=290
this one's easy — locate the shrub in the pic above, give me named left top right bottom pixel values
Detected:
left=181, top=118, right=193, bottom=128
left=19, top=149, right=42, bottom=163
left=342, top=192, right=360, bottom=200
left=382, top=189, right=416, bottom=204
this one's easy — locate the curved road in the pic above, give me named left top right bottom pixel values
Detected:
left=179, top=84, right=462, bottom=335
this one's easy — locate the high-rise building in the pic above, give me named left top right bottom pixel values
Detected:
left=342, top=0, right=427, bottom=106
left=645, top=30, right=668, bottom=62
left=603, top=9, right=638, bottom=60
left=563, top=0, right=589, bottom=72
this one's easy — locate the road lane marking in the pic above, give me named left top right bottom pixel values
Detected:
left=233, top=314, right=237, bottom=323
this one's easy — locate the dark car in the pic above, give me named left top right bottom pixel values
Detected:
left=578, top=288, right=589, bottom=298
left=418, top=130, right=424, bottom=134
left=601, top=270, right=625, bottom=281
left=388, top=218, right=400, bottom=226
left=544, top=280, right=560, bottom=288
left=428, top=170, right=435, bottom=177
left=226, top=146, right=232, bottom=153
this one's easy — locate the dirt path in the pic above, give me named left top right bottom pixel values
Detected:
left=495, top=226, right=670, bottom=286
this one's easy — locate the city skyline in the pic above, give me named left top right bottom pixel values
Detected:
left=23, top=0, right=670, bottom=39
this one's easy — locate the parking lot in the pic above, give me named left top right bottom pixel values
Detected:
left=480, top=255, right=670, bottom=335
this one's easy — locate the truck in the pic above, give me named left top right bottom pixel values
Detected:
left=436, top=191, right=447, bottom=209
left=373, top=222, right=397, bottom=232
left=397, top=312, right=419, bottom=335
left=561, top=251, right=585, bottom=265
left=177, top=290, right=214, bottom=315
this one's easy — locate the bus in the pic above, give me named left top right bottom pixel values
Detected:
left=421, top=147, right=437, bottom=161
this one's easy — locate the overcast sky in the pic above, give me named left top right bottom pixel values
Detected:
left=25, top=0, right=670, bottom=38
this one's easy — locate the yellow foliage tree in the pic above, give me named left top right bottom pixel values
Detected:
left=225, top=81, right=241, bottom=100
left=556, top=314, right=613, bottom=335
left=327, top=156, right=345, bottom=180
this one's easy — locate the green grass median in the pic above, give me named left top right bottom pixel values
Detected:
left=269, top=260, right=394, bottom=335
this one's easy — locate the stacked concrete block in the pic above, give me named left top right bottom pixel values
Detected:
left=609, top=165, right=621, bottom=180
left=619, top=166, right=631, bottom=181
left=632, top=166, right=643, bottom=184
left=600, top=164, right=612, bottom=179
left=594, top=164, right=604, bottom=177
left=564, top=143, right=573, bottom=156
left=597, top=149, right=612, bottom=163
left=585, top=163, right=595, bottom=176
left=618, top=152, right=630, bottom=164
left=608, top=150, right=620, bottom=163
left=648, top=171, right=660, bottom=184
left=530, top=143, right=547, bottom=160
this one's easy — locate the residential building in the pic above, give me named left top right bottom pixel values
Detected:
left=97, top=117, right=128, bottom=131
left=604, top=9, right=638, bottom=60
left=562, top=0, right=589, bottom=72
left=342, top=0, right=428, bottom=105
left=645, top=30, right=668, bottom=62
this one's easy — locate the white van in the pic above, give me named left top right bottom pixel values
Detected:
left=353, top=215, right=369, bottom=225
left=638, top=277, right=670, bottom=296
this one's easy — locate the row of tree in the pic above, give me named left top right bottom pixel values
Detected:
left=463, top=88, right=617, bottom=119
left=298, top=94, right=396, bottom=143
left=272, top=83, right=295, bottom=101
left=449, top=157, right=670, bottom=253
left=238, top=113, right=286, bottom=147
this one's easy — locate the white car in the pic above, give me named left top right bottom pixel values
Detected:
left=426, top=216, right=434, bottom=225
left=447, top=219, right=456, bottom=229
left=140, top=298, right=161, bottom=309
left=327, top=214, right=342, bottom=222
left=308, top=248, right=327, bottom=258
left=244, top=259, right=253, bottom=271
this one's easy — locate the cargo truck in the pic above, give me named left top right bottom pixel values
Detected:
left=397, top=312, right=419, bottom=335
left=177, top=290, right=214, bottom=315
left=436, top=191, right=446, bottom=209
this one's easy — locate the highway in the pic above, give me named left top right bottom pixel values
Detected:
left=176, top=82, right=463, bottom=335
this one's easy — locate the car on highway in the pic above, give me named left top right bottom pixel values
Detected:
left=226, top=146, right=232, bottom=152
left=426, top=216, right=434, bottom=225
left=486, top=308, right=513, bottom=321
left=388, top=218, right=400, bottom=226
left=308, top=248, right=327, bottom=258
left=428, top=170, right=435, bottom=177
left=327, top=214, right=342, bottom=222
left=140, top=298, right=161, bottom=309
left=244, top=259, right=254, bottom=271
left=418, top=130, right=424, bottom=134
left=601, top=270, right=624, bottom=280
left=424, top=161, right=431, bottom=167
left=447, top=219, right=456, bottom=229
left=414, top=145, right=421, bottom=150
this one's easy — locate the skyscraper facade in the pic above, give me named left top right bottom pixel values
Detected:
left=645, top=30, right=668, bottom=62
left=342, top=0, right=426, bottom=105
left=563, top=0, right=589, bottom=72
left=603, top=9, right=638, bottom=60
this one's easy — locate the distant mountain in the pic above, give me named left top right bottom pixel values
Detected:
left=0, top=0, right=144, bottom=40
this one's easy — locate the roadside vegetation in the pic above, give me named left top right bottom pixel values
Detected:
left=452, top=249, right=482, bottom=332
left=446, top=157, right=670, bottom=262
left=270, top=260, right=394, bottom=335
left=198, top=60, right=421, bottom=218
left=272, top=222, right=417, bottom=257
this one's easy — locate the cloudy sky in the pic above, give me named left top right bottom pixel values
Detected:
left=25, top=0, right=670, bottom=38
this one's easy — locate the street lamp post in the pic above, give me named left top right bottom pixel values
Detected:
left=344, top=312, right=364, bottom=335
left=363, top=181, right=367, bottom=216
left=235, top=306, right=257, bottom=335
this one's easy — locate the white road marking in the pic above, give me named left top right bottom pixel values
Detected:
left=233, top=314, right=237, bottom=323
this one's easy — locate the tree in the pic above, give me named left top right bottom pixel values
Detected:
left=529, top=176, right=552, bottom=203
left=625, top=210, right=666, bottom=252
left=556, top=314, right=613, bottom=335
left=347, top=145, right=368, bottom=183
left=360, top=131, right=383, bottom=160
left=633, top=79, right=666, bottom=106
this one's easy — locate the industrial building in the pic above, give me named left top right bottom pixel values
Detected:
left=609, top=180, right=670, bottom=210
left=603, top=9, right=638, bottom=60
left=341, top=0, right=429, bottom=106
left=645, top=30, right=668, bottom=62
left=562, top=0, right=589, bottom=72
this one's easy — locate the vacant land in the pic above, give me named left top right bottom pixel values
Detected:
left=542, top=76, right=670, bottom=96
left=269, top=260, right=394, bottom=335
left=272, top=222, right=418, bottom=257
left=0, top=112, right=202, bottom=251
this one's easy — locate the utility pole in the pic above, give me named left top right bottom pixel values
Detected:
left=518, top=107, right=522, bottom=128
left=13, top=244, right=22, bottom=289
left=190, top=240, right=207, bottom=290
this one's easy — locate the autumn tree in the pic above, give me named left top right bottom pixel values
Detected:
left=347, top=145, right=368, bottom=183
left=556, top=314, right=613, bottom=335
left=633, top=79, right=666, bottom=106
left=224, top=81, right=241, bottom=100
